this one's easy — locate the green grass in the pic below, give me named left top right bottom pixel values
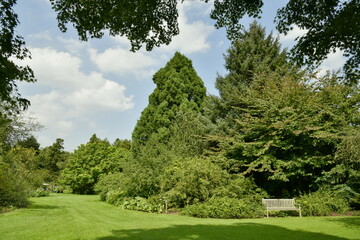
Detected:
left=0, top=194, right=359, bottom=240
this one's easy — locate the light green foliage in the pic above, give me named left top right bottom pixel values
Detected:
left=132, top=52, right=206, bottom=153
left=61, top=134, right=129, bottom=194
left=30, top=188, right=50, bottom=198
left=121, top=196, right=164, bottom=213
left=161, top=158, right=228, bottom=207
left=3, top=194, right=359, bottom=239
left=182, top=197, right=265, bottom=219
left=298, top=188, right=350, bottom=216
left=0, top=147, right=46, bottom=207
left=94, top=172, right=128, bottom=201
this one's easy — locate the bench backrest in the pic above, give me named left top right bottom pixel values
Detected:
left=262, top=199, right=296, bottom=208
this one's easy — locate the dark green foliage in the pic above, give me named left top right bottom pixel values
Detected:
left=182, top=197, right=265, bottom=219
left=298, top=188, right=350, bottom=216
left=211, top=0, right=360, bottom=83
left=219, top=72, right=359, bottom=196
left=320, top=134, right=360, bottom=193
left=132, top=52, right=206, bottom=152
left=16, top=135, right=40, bottom=151
left=212, top=175, right=267, bottom=200
left=276, top=0, right=360, bottom=82
left=216, top=21, right=290, bottom=98
left=61, top=134, right=129, bottom=194
left=0, top=0, right=35, bottom=112
left=37, top=138, right=68, bottom=180
left=50, top=0, right=179, bottom=51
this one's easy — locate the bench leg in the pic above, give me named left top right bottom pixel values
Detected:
left=299, top=207, right=302, bottom=217
left=266, top=208, right=269, bottom=218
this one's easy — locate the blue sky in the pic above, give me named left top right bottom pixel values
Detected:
left=15, top=0, right=345, bottom=151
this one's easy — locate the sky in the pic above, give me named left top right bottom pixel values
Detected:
left=14, top=0, right=345, bottom=151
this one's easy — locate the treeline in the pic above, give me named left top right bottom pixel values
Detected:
left=1, top=22, right=359, bottom=217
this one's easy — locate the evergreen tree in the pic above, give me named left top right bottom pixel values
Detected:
left=208, top=21, right=298, bottom=139
left=132, top=52, right=206, bottom=153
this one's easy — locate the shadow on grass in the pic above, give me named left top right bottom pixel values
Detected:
left=28, top=203, right=62, bottom=210
left=96, top=223, right=348, bottom=240
left=326, top=216, right=360, bottom=229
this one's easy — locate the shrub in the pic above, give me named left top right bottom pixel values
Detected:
left=122, top=196, right=164, bottom=213
left=161, top=158, right=228, bottom=207
left=182, top=197, right=264, bottom=219
left=298, top=188, right=350, bottom=216
left=31, top=188, right=50, bottom=197
left=212, top=175, right=268, bottom=201
left=94, top=173, right=127, bottom=201
left=105, top=190, right=127, bottom=206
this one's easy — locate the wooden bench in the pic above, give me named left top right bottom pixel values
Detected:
left=262, top=199, right=301, bottom=217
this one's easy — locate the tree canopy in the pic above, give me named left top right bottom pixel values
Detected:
left=49, top=0, right=359, bottom=82
left=1, top=0, right=358, bottom=110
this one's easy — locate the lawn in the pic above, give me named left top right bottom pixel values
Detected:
left=0, top=194, right=359, bottom=240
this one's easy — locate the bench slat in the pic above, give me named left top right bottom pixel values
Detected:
left=262, top=199, right=301, bottom=217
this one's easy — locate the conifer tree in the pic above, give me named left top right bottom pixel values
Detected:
left=215, top=21, right=291, bottom=105
left=132, top=52, right=206, bottom=153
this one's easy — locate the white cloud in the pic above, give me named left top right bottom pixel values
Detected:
left=317, top=49, right=346, bottom=76
left=28, top=31, right=53, bottom=41
left=89, top=48, right=159, bottom=78
left=58, top=37, right=89, bottom=55
left=279, top=25, right=308, bottom=43
left=110, top=2, right=215, bottom=55
left=21, top=47, right=134, bottom=145
left=158, top=3, right=215, bottom=54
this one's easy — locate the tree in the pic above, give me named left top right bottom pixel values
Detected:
left=61, top=134, right=126, bottom=194
left=208, top=21, right=299, bottom=141
left=0, top=0, right=35, bottom=112
left=215, top=21, right=291, bottom=104
left=50, top=0, right=358, bottom=81
left=218, top=72, right=359, bottom=196
left=2, top=1, right=358, bottom=110
left=37, top=138, right=68, bottom=180
left=16, top=135, right=40, bottom=151
left=132, top=52, right=206, bottom=153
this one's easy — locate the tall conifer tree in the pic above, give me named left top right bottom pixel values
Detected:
left=132, top=52, right=206, bottom=153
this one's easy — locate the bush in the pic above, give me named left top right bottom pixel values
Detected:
left=182, top=197, right=264, bottom=219
left=298, top=188, right=350, bottom=216
left=212, top=175, right=268, bottom=201
left=122, top=196, right=164, bottom=213
left=94, top=173, right=127, bottom=201
left=31, top=188, right=50, bottom=197
left=161, top=158, right=228, bottom=207
left=105, top=190, right=127, bottom=206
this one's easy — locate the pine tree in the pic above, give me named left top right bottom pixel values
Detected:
left=215, top=21, right=292, bottom=105
left=132, top=52, right=206, bottom=153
